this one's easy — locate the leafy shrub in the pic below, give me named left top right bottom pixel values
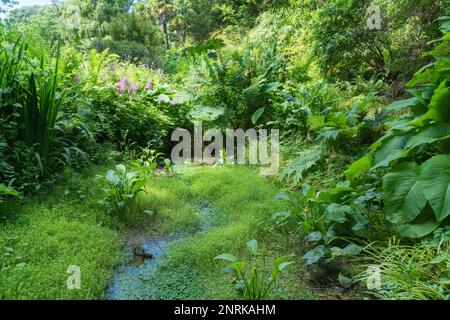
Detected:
left=280, top=144, right=325, bottom=183
left=0, top=24, right=68, bottom=191
left=296, top=180, right=384, bottom=267
left=270, top=189, right=324, bottom=238
left=131, top=144, right=165, bottom=177
left=273, top=81, right=341, bottom=134
left=215, top=240, right=294, bottom=300
left=96, top=164, right=145, bottom=217
left=348, top=17, right=450, bottom=238
left=310, top=0, right=446, bottom=82
left=79, top=85, right=172, bottom=151
left=0, top=184, right=20, bottom=204
left=180, top=37, right=284, bottom=129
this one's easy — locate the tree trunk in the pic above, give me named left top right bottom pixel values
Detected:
left=162, top=22, right=170, bottom=50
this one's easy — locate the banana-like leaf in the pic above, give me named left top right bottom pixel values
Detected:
left=420, top=155, right=450, bottom=222
left=345, top=156, right=372, bottom=181
left=383, top=155, right=450, bottom=237
left=251, top=107, right=265, bottom=125
left=383, top=162, right=427, bottom=224
left=410, top=80, right=450, bottom=127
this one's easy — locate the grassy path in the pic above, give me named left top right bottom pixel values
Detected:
left=0, top=165, right=323, bottom=300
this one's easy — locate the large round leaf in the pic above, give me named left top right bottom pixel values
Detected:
left=383, top=162, right=427, bottom=224
left=395, top=205, right=440, bottom=238
left=411, top=81, right=450, bottom=127
left=420, top=155, right=450, bottom=222
left=405, top=123, right=450, bottom=150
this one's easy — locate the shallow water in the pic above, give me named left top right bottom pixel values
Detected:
left=106, top=202, right=216, bottom=300
left=106, top=235, right=178, bottom=300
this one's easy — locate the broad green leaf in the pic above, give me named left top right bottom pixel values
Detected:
left=105, top=170, right=120, bottom=185
left=274, top=255, right=292, bottom=272
left=430, top=255, right=448, bottom=264
left=302, top=245, right=325, bottom=265
left=330, top=244, right=362, bottom=258
left=385, top=97, right=419, bottom=112
left=0, top=184, right=20, bottom=198
left=261, top=82, right=281, bottom=93
left=420, top=155, right=450, bottom=222
left=126, top=171, right=139, bottom=180
left=157, top=94, right=171, bottom=104
left=373, top=135, right=410, bottom=168
left=411, top=81, right=450, bottom=127
left=345, top=156, right=372, bottom=181
left=251, top=107, right=265, bottom=125
left=383, top=162, right=427, bottom=224
left=278, top=261, right=294, bottom=272
left=404, top=123, right=450, bottom=149
left=222, top=265, right=236, bottom=274
left=338, top=273, right=353, bottom=288
left=189, top=104, right=225, bottom=122
left=304, top=185, right=316, bottom=201
left=324, top=204, right=352, bottom=223
left=274, top=192, right=291, bottom=202
left=246, top=240, right=258, bottom=256
left=327, top=186, right=354, bottom=203
left=395, top=207, right=440, bottom=238
left=341, top=243, right=363, bottom=256
left=214, top=253, right=238, bottom=262
left=306, top=231, right=323, bottom=242
left=230, top=261, right=245, bottom=274
left=407, top=65, right=433, bottom=87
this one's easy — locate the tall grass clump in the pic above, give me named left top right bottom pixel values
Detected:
left=20, top=47, right=63, bottom=169
left=1, top=25, right=64, bottom=184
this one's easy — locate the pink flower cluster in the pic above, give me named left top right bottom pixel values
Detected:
left=116, top=76, right=129, bottom=93
left=115, top=76, right=153, bottom=95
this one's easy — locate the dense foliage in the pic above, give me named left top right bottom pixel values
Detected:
left=1, top=0, right=450, bottom=300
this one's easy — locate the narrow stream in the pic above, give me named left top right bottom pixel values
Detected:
left=106, top=201, right=217, bottom=300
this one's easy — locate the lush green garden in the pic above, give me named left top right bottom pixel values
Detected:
left=1, top=0, right=450, bottom=300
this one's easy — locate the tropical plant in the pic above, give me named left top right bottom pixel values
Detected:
left=148, top=0, right=177, bottom=50
left=132, top=143, right=164, bottom=176
left=19, top=46, right=64, bottom=169
left=270, top=189, right=325, bottom=239
left=347, top=16, right=450, bottom=238
left=183, top=38, right=284, bottom=129
left=0, top=183, right=20, bottom=204
left=215, top=240, right=294, bottom=300
left=96, top=164, right=146, bottom=216
left=0, top=24, right=68, bottom=192
left=298, top=181, right=384, bottom=266
left=310, top=0, right=446, bottom=81
left=279, top=144, right=325, bottom=183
